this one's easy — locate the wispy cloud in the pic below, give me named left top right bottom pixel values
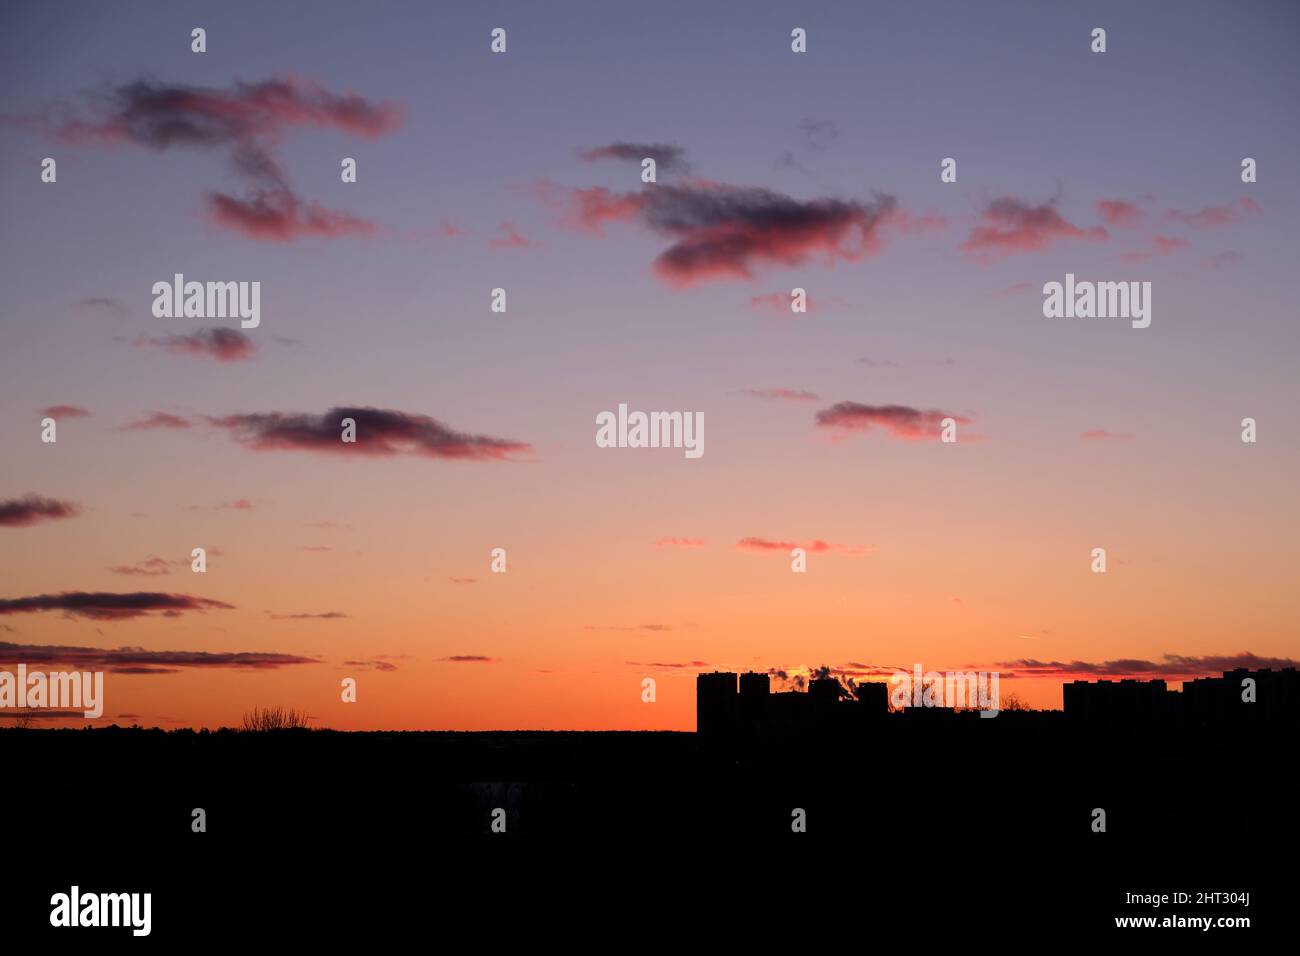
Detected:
left=736, top=388, right=821, bottom=403
left=653, top=537, right=707, bottom=549
left=735, top=537, right=873, bottom=556
left=40, top=405, right=90, bottom=419
left=136, top=328, right=256, bottom=362
left=962, top=196, right=1107, bottom=259
left=815, top=402, right=970, bottom=440
left=0, top=640, right=317, bottom=671
left=1167, top=197, right=1261, bottom=229
left=580, top=141, right=689, bottom=174
left=123, top=411, right=192, bottom=430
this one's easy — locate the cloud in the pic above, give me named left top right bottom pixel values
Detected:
left=798, top=119, right=839, bottom=151
left=814, top=402, right=970, bottom=440
left=123, top=411, right=192, bottom=430
left=136, top=327, right=256, bottom=362
left=190, top=499, right=254, bottom=512
left=267, top=611, right=347, bottom=620
left=1202, top=250, right=1243, bottom=270
left=1167, top=197, right=1261, bottom=229
left=448, top=577, right=478, bottom=584
left=747, top=291, right=815, bottom=314
left=653, top=537, right=706, bottom=549
left=542, top=180, right=900, bottom=285
left=107, top=557, right=171, bottom=577
left=487, top=220, right=533, bottom=249
left=1120, top=234, right=1189, bottom=263
left=590, top=624, right=673, bottom=633
left=343, top=659, right=398, bottom=672
left=208, top=406, right=533, bottom=461
left=0, top=495, right=80, bottom=528
left=735, top=537, right=873, bottom=556
left=580, top=142, right=689, bottom=174
left=207, top=189, right=379, bottom=241
left=997, top=282, right=1033, bottom=296
left=1096, top=200, right=1143, bottom=226
left=962, top=197, right=1107, bottom=258
left=0, top=592, right=233, bottom=620
left=1080, top=429, right=1135, bottom=440
left=438, top=655, right=498, bottom=663
left=856, top=357, right=901, bottom=368
left=74, top=297, right=124, bottom=312
left=11, top=77, right=400, bottom=242
left=628, top=660, right=709, bottom=669
left=996, top=652, right=1298, bottom=680
left=40, top=405, right=90, bottom=419
left=737, top=388, right=821, bottom=403
left=0, top=640, right=317, bottom=670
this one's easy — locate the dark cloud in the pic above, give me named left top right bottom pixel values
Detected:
left=438, top=655, right=498, bottom=663
left=0, top=495, right=81, bottom=528
left=0, top=640, right=316, bottom=670
left=580, top=142, right=689, bottom=174
left=0, top=592, right=233, bottom=621
left=544, top=180, right=899, bottom=285
left=962, top=197, right=1107, bottom=258
left=997, top=652, right=1298, bottom=680
left=815, top=401, right=970, bottom=440
left=136, top=328, right=256, bottom=362
left=208, top=406, right=533, bottom=461
left=207, top=189, right=379, bottom=241
left=10, top=77, right=399, bottom=242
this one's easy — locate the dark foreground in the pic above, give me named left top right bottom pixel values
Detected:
left=0, top=718, right=1285, bottom=942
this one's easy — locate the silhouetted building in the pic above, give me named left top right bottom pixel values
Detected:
left=1183, top=667, right=1298, bottom=730
left=1063, top=678, right=1170, bottom=726
left=1065, top=668, right=1299, bottom=735
left=855, top=681, right=888, bottom=712
left=696, top=671, right=737, bottom=735
left=697, top=671, right=889, bottom=738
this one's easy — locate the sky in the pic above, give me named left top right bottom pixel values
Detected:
left=1, top=0, right=1298, bottom=730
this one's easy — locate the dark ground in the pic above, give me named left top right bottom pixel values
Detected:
left=0, top=717, right=1285, bottom=942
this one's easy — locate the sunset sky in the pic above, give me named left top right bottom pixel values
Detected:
left=2, top=0, right=1298, bottom=730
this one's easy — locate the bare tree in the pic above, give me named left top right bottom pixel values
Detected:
left=240, top=706, right=312, bottom=731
